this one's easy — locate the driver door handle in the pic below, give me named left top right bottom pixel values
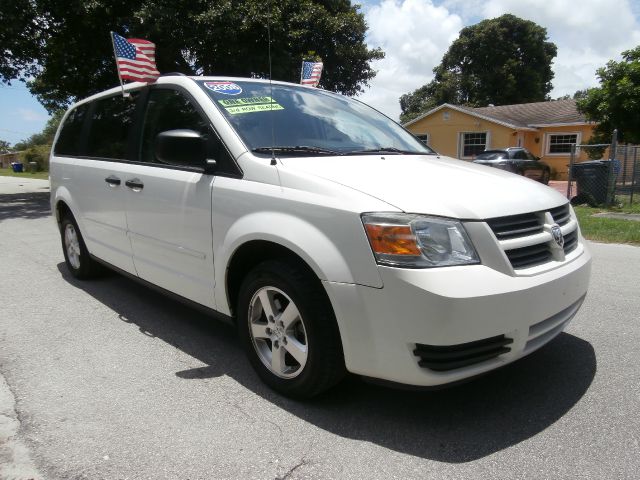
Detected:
left=105, top=175, right=121, bottom=186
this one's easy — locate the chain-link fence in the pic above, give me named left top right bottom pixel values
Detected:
left=566, top=131, right=639, bottom=207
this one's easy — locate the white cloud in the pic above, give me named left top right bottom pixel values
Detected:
left=18, top=108, right=49, bottom=122
left=358, top=0, right=463, bottom=120
left=356, top=0, right=640, bottom=121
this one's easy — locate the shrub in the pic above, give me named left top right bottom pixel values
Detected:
left=20, top=145, right=52, bottom=171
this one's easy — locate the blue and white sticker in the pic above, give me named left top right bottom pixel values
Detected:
left=204, top=81, right=242, bottom=95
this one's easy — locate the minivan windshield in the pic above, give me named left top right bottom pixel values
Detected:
left=197, top=80, right=435, bottom=156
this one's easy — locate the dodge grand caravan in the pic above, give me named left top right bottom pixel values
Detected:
left=50, top=75, right=591, bottom=398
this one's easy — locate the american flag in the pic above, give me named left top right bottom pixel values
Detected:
left=111, top=32, right=160, bottom=82
left=300, top=61, right=323, bottom=87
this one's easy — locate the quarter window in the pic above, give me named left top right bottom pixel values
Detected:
left=548, top=134, right=578, bottom=154
left=461, top=132, right=487, bottom=158
left=54, top=104, right=89, bottom=156
left=85, top=96, right=137, bottom=159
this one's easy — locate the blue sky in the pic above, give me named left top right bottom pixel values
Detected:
left=1, top=0, right=639, bottom=145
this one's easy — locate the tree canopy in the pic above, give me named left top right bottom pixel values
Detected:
left=400, top=14, right=557, bottom=123
left=1, top=0, right=383, bottom=112
left=577, top=46, right=640, bottom=144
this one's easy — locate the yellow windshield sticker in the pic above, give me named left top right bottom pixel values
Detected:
left=218, top=96, right=284, bottom=114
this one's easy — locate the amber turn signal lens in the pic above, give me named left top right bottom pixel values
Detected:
left=364, top=224, right=421, bottom=255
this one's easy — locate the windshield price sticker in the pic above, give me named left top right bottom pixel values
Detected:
left=218, top=96, right=275, bottom=107
left=218, top=96, right=284, bottom=115
left=225, top=103, right=284, bottom=115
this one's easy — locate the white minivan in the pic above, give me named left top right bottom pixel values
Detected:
left=50, top=75, right=591, bottom=397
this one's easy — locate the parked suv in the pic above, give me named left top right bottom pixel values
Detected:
left=473, top=147, right=551, bottom=184
left=50, top=76, right=591, bottom=397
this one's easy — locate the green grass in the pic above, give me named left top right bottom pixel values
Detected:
left=611, top=195, right=640, bottom=214
left=0, top=167, right=49, bottom=180
left=574, top=206, right=640, bottom=246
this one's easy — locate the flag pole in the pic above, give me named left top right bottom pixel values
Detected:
left=110, top=32, right=129, bottom=98
left=300, top=60, right=304, bottom=84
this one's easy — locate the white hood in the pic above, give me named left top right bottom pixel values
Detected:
left=279, top=154, right=568, bottom=219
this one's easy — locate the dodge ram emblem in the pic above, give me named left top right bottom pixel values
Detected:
left=551, top=224, right=564, bottom=248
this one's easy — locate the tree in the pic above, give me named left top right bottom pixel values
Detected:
left=400, top=14, right=557, bottom=123
left=577, top=46, right=640, bottom=144
left=0, top=140, right=11, bottom=153
left=0, top=0, right=42, bottom=83
left=1, top=0, right=383, bottom=113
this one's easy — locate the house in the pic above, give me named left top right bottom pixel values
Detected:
left=403, top=99, right=595, bottom=180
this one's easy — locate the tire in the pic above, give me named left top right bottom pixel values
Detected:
left=237, top=259, right=346, bottom=398
left=541, top=170, right=550, bottom=185
left=60, top=214, right=103, bottom=279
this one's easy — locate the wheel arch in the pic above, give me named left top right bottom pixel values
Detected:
left=225, top=240, right=326, bottom=319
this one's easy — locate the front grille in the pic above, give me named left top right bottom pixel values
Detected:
left=487, top=203, right=579, bottom=271
left=550, top=204, right=571, bottom=226
left=487, top=213, right=542, bottom=240
left=505, top=243, right=552, bottom=269
left=563, top=229, right=578, bottom=254
left=413, top=335, right=513, bottom=371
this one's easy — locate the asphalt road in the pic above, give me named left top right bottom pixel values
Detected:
left=1, top=178, right=639, bottom=479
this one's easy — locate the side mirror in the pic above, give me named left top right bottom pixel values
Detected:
left=155, top=129, right=208, bottom=168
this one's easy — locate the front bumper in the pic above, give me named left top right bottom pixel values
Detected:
left=323, top=244, right=591, bottom=387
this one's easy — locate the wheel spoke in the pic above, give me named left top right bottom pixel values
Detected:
left=251, top=322, right=270, bottom=339
left=271, top=344, right=286, bottom=374
left=278, top=302, right=300, bottom=329
left=284, top=336, right=307, bottom=366
left=258, top=290, right=276, bottom=319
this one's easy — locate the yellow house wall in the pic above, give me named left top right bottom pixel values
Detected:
left=406, top=107, right=517, bottom=159
left=522, top=125, right=596, bottom=180
left=407, top=108, right=597, bottom=180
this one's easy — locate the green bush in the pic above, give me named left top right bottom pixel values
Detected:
left=20, top=145, right=51, bottom=172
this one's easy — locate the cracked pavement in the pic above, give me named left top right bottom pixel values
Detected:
left=1, top=178, right=639, bottom=479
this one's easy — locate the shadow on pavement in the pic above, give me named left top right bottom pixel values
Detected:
left=58, top=263, right=596, bottom=463
left=0, top=191, right=51, bottom=221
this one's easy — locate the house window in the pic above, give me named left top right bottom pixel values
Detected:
left=547, top=133, right=579, bottom=154
left=461, top=132, right=487, bottom=158
left=416, top=133, right=429, bottom=146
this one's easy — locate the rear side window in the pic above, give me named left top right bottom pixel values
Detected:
left=475, top=152, right=507, bottom=160
left=54, top=104, right=88, bottom=156
left=85, top=96, right=137, bottom=159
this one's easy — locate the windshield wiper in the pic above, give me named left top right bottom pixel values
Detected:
left=346, top=147, right=428, bottom=155
left=252, top=146, right=342, bottom=156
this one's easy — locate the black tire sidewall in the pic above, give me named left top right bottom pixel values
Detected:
left=60, top=215, right=94, bottom=279
left=237, top=260, right=344, bottom=398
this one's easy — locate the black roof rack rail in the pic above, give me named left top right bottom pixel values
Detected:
left=159, top=72, right=188, bottom=77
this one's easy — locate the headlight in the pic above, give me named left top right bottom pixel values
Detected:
left=362, top=213, right=479, bottom=268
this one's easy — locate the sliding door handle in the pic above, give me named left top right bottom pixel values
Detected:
left=125, top=178, right=144, bottom=190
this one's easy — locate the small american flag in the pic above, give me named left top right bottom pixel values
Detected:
left=300, top=61, right=323, bottom=87
left=111, top=32, right=160, bottom=83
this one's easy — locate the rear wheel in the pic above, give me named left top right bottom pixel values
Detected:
left=237, top=259, right=345, bottom=398
left=60, top=214, right=103, bottom=279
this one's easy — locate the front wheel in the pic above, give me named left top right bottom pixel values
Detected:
left=237, top=260, right=345, bottom=398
